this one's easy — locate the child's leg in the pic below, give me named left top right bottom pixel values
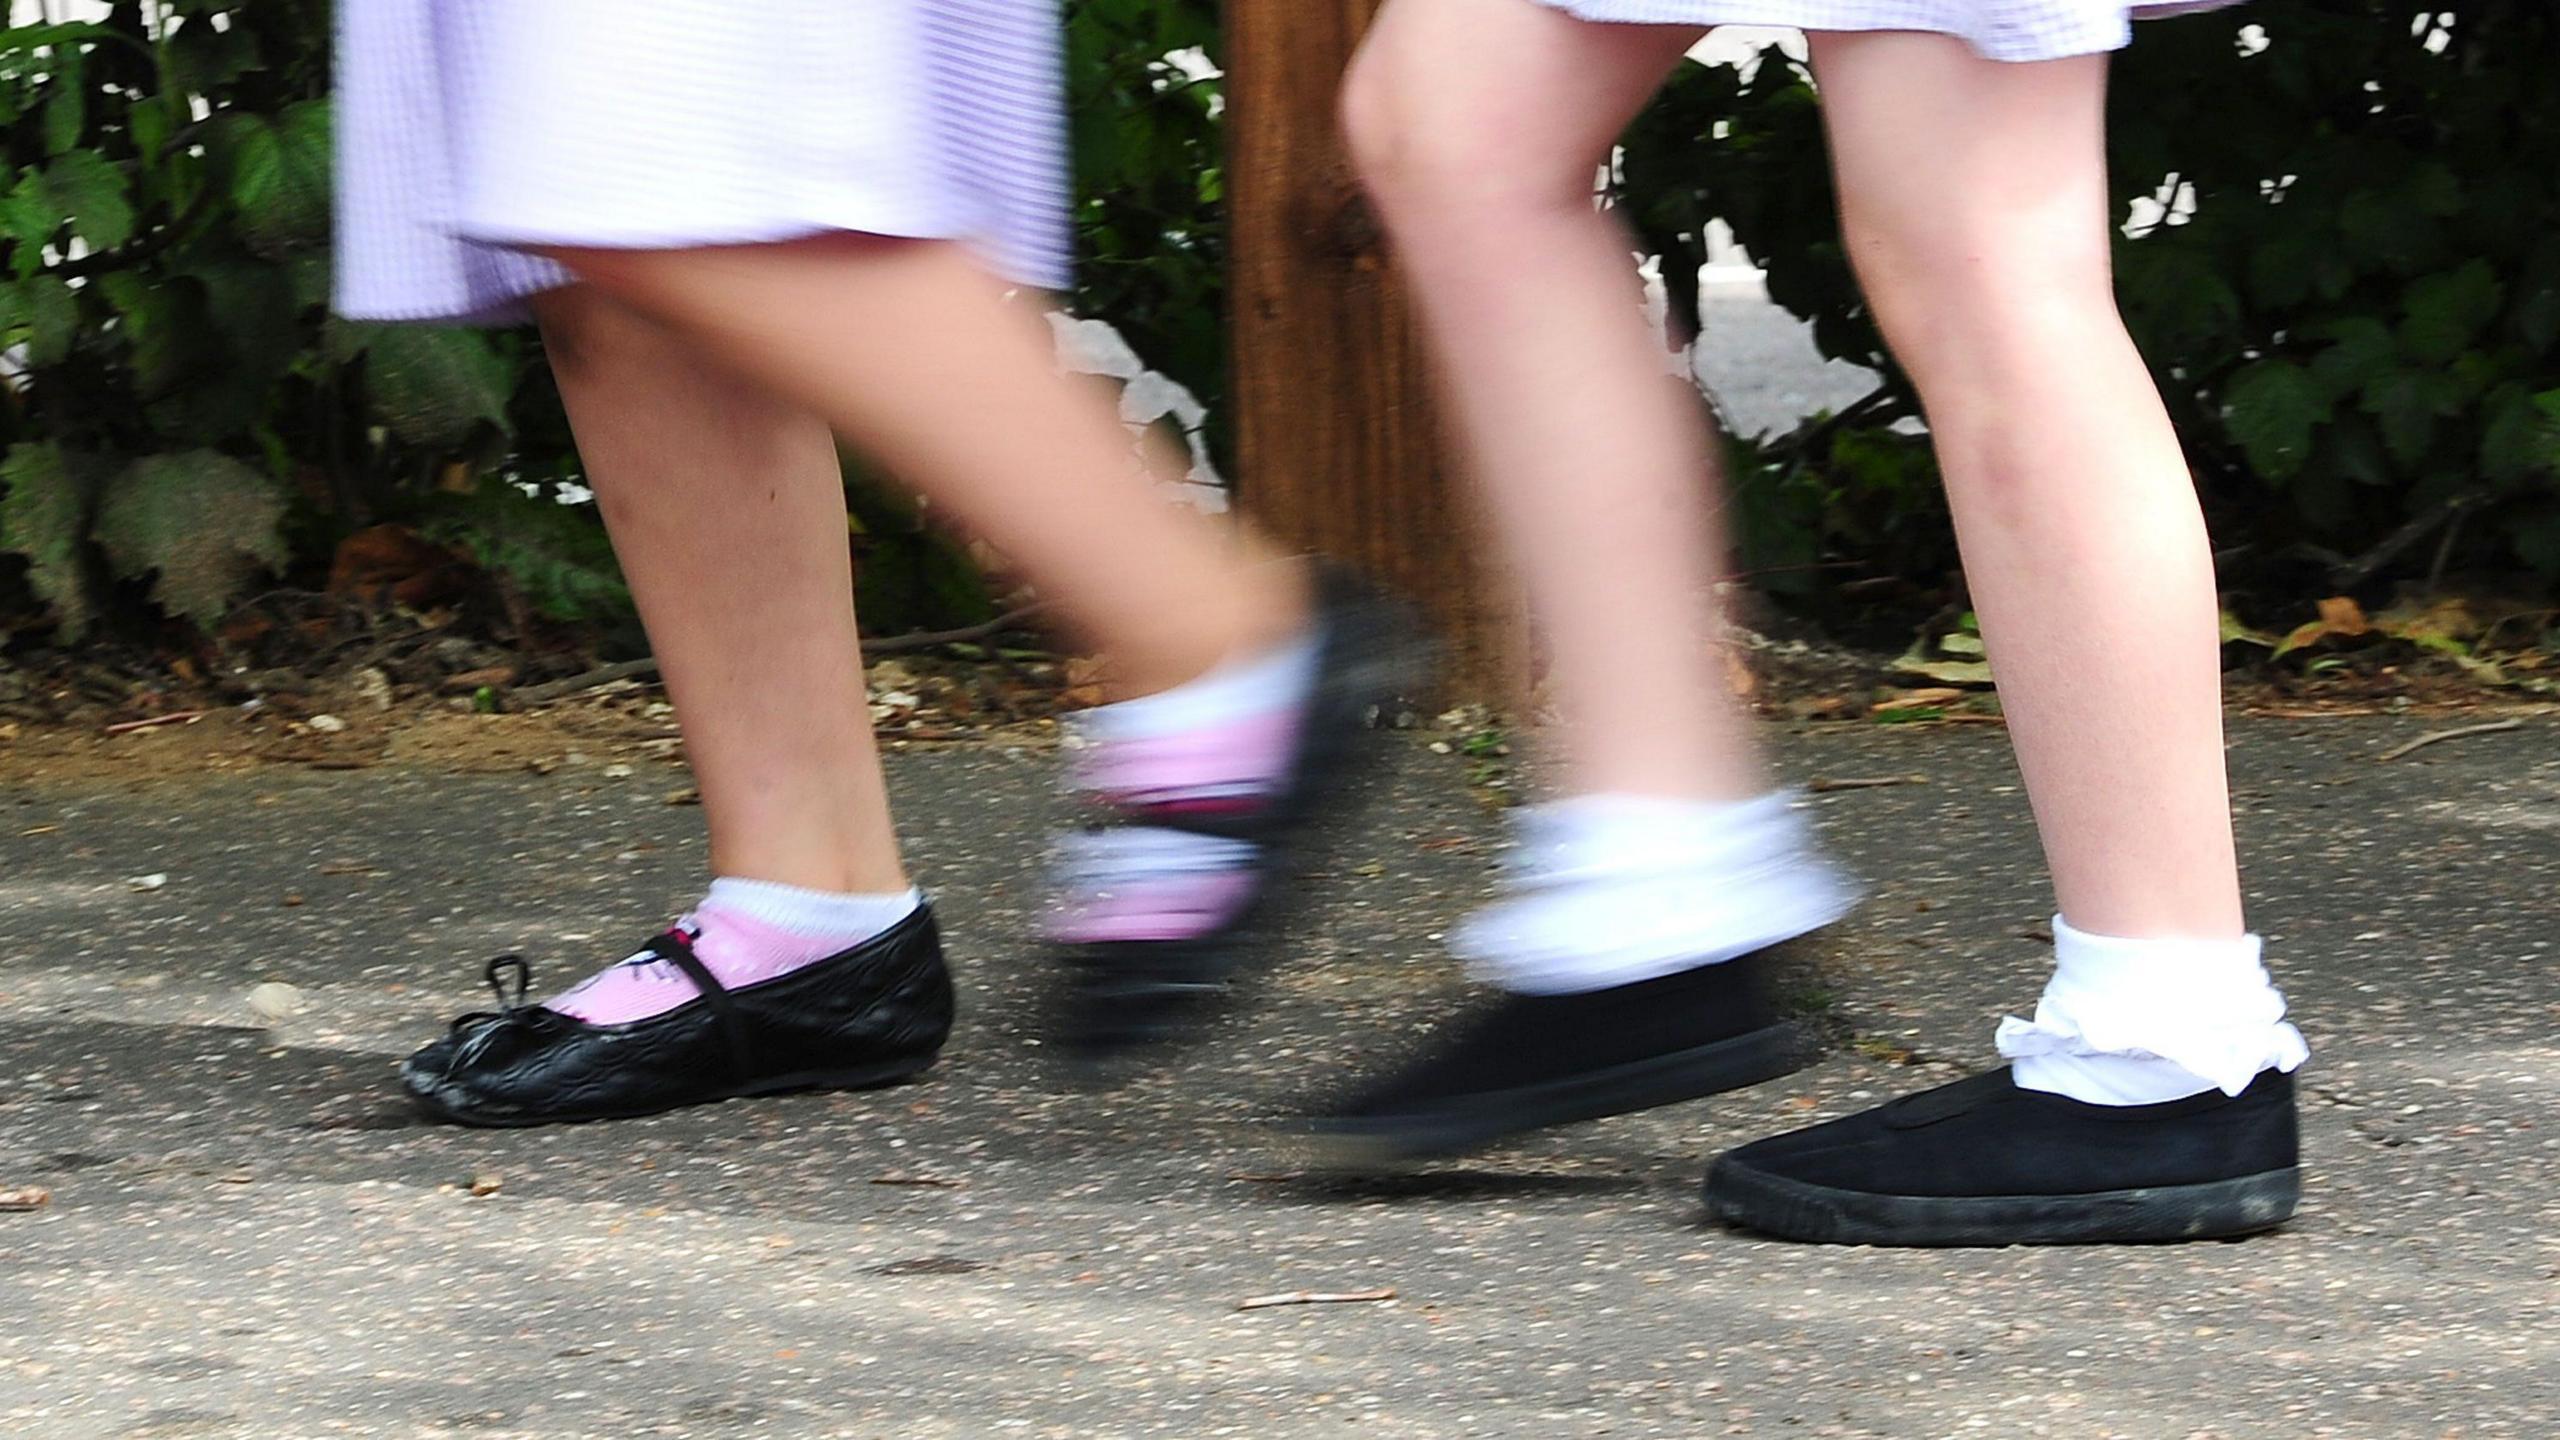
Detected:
left=1340, top=0, right=1752, bottom=802
left=535, top=236, right=1418, bottom=1063
left=1705, top=34, right=2303, bottom=1246
left=1810, top=33, right=2242, bottom=941
left=403, top=288, right=949, bottom=1126
left=530, top=287, right=902, bottom=896
left=1307, top=2, right=1857, bottom=1164
left=537, top=235, right=1305, bottom=699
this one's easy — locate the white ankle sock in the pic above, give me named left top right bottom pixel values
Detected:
left=1997, top=915, right=2310, bottom=1105
left=701, top=876, right=923, bottom=941
left=1071, top=631, right=1321, bottom=742
left=1456, top=791, right=1857, bottom=995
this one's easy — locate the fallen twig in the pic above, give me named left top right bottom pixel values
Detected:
left=2377, top=719, right=2526, bottom=762
left=509, top=605, right=1049, bottom=708
left=1237, top=1287, right=1397, bottom=1311
left=863, top=604, right=1047, bottom=656
left=102, top=710, right=207, bottom=736
left=0, top=1186, right=50, bottom=1213
left=1808, top=775, right=1926, bottom=793
left=513, top=658, right=661, bottom=706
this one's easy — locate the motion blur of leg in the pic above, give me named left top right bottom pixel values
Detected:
left=1705, top=29, right=2307, bottom=1246
left=1303, top=0, right=1856, bottom=1167
left=541, top=234, right=1305, bottom=701
left=337, top=0, right=1415, bottom=1120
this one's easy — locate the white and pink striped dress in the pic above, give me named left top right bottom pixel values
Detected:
left=333, top=1, right=1070, bottom=326
left=1532, top=0, right=2244, bottom=62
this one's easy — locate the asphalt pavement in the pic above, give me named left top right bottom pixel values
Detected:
left=2, top=715, right=2554, bottom=1438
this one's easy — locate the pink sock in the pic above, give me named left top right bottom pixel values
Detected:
left=547, top=878, right=921, bottom=1025
left=1068, top=632, right=1319, bottom=808
left=1049, top=633, right=1320, bottom=943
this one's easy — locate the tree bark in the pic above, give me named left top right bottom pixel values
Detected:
left=1225, top=0, right=1516, bottom=705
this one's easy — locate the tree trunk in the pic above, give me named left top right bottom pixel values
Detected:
left=1224, top=0, right=1515, bottom=706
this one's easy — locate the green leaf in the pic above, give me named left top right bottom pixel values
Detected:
left=41, top=148, right=135, bottom=252
left=2223, top=359, right=2327, bottom=480
left=2399, top=260, right=2503, bottom=366
left=218, top=101, right=332, bottom=256
left=2339, top=189, right=2439, bottom=273
left=2307, top=318, right=2395, bottom=402
left=285, top=253, right=333, bottom=311
left=2246, top=232, right=2324, bottom=310
left=2478, top=385, right=2549, bottom=485
left=2402, top=162, right=2463, bottom=219
left=14, top=275, right=79, bottom=367
left=0, top=23, right=119, bottom=60
left=0, top=168, right=65, bottom=272
left=2322, top=411, right=2393, bottom=489
left=2519, top=285, right=2560, bottom=354
left=92, top=451, right=290, bottom=629
left=2220, top=611, right=2277, bottom=648
left=420, top=483, right=632, bottom=624
left=2361, top=371, right=2440, bottom=467
left=332, top=322, right=515, bottom=449
left=1891, top=642, right=1993, bottom=687
left=0, top=441, right=97, bottom=638
left=142, top=262, right=301, bottom=442
left=164, top=14, right=262, bottom=93
left=97, top=268, right=202, bottom=397
left=41, top=45, right=84, bottom=154
left=2122, top=242, right=2241, bottom=351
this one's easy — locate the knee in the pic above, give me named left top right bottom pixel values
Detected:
left=528, top=284, right=681, bottom=387
left=1845, top=215, right=2122, bottom=395
left=1339, top=41, right=1593, bottom=228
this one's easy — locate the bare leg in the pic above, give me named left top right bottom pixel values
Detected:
left=1342, top=0, right=1754, bottom=801
left=1302, top=2, right=1858, bottom=1167
left=537, top=236, right=1305, bottom=699
left=1809, top=33, right=2243, bottom=938
left=532, top=286, right=904, bottom=895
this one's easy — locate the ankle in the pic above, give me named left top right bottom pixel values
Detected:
left=1107, top=558, right=1313, bottom=700
left=706, top=854, right=910, bottom=895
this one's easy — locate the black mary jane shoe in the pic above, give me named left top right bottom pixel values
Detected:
left=1049, top=567, right=1428, bottom=1065
left=401, top=904, right=954, bottom=1127
left=1298, top=943, right=1823, bottom=1168
left=1703, top=1065, right=2301, bottom=1247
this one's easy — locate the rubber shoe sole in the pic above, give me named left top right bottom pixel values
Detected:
left=402, top=1053, right=938, bottom=1129
left=1704, top=1158, right=2301, bottom=1247
left=1300, top=1019, right=1819, bottom=1169
left=1051, top=593, right=1433, bottom=1074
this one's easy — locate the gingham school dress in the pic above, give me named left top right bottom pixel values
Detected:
left=333, top=1, right=1070, bottom=326
left=1533, top=1, right=2243, bottom=62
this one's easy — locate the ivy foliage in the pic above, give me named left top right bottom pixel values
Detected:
left=1, top=1, right=531, bottom=640
left=0, top=0, right=1228, bottom=644
left=3, top=2, right=2550, bottom=652
left=1624, top=3, right=2560, bottom=598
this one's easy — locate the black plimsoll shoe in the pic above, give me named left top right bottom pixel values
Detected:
left=401, top=905, right=953, bottom=1127
left=1299, top=944, right=1822, bottom=1167
left=1704, top=1065, right=2300, bottom=1246
left=1050, top=567, right=1428, bottom=1064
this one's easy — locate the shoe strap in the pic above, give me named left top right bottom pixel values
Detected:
left=645, top=930, right=751, bottom=1080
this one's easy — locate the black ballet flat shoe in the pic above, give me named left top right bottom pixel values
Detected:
left=1704, top=1065, right=2301, bottom=1247
left=1050, top=567, right=1429, bottom=1065
left=1298, top=944, right=1822, bottom=1168
left=401, top=905, right=954, bottom=1127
